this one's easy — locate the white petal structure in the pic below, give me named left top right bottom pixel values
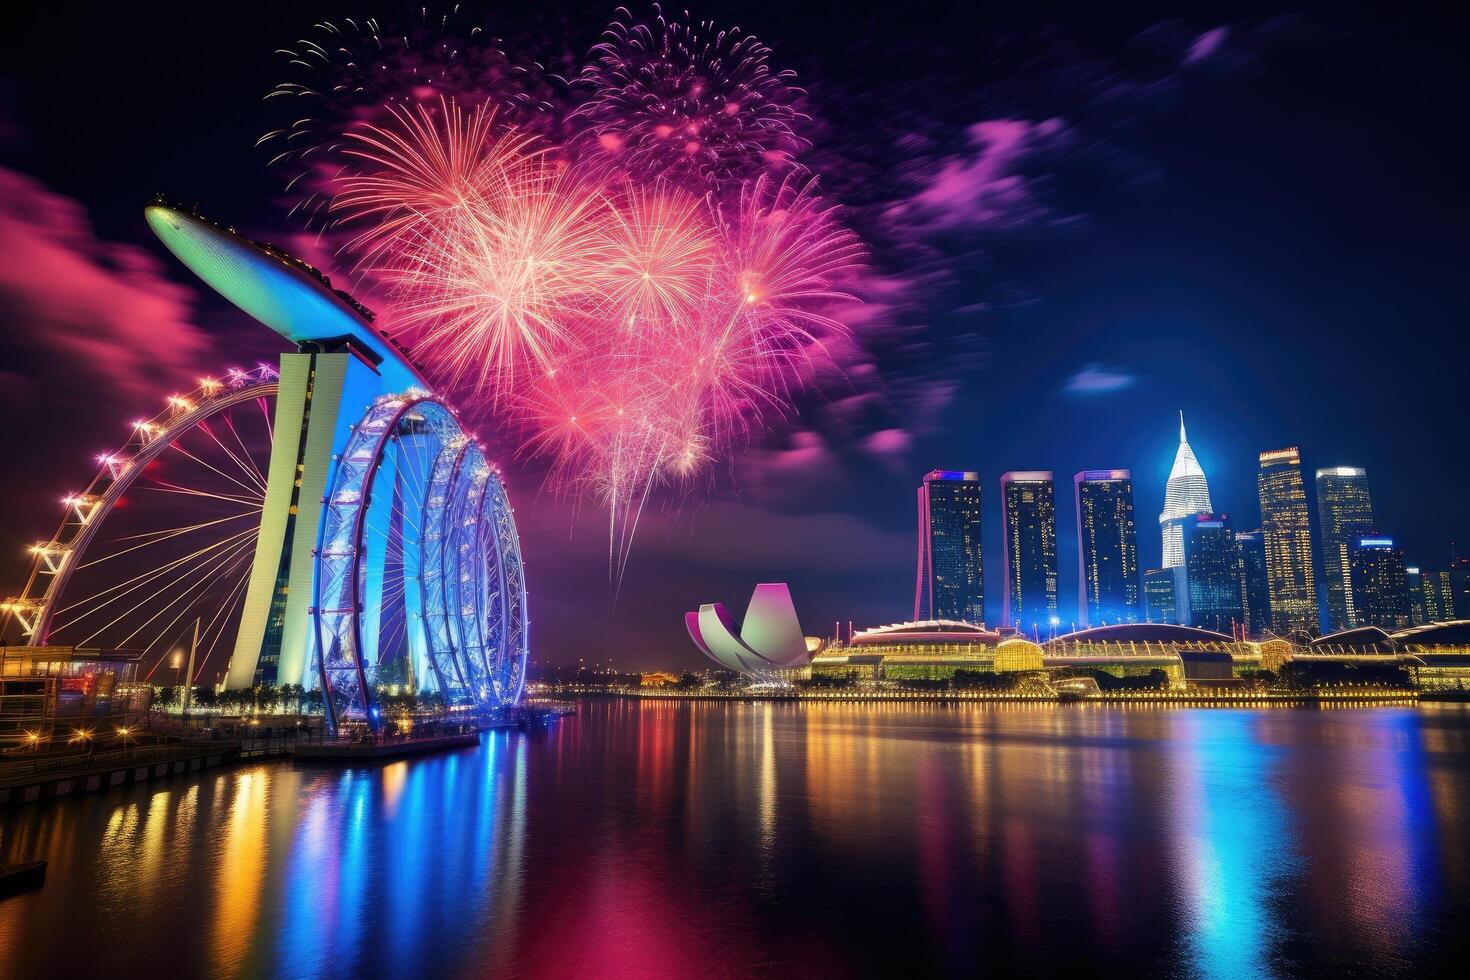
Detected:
left=685, top=583, right=815, bottom=674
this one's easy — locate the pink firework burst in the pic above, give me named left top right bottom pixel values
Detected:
left=281, top=5, right=866, bottom=583
left=571, top=3, right=809, bottom=191
left=333, top=99, right=606, bottom=397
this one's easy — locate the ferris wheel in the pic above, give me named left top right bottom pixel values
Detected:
left=2, top=365, right=279, bottom=685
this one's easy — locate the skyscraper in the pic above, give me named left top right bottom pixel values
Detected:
left=1349, top=536, right=1410, bottom=629
left=1235, top=529, right=1273, bottom=636
left=1159, top=412, right=1213, bottom=571
left=1181, top=513, right=1245, bottom=633
left=1074, top=470, right=1140, bottom=626
left=1314, top=467, right=1375, bottom=632
left=1000, top=472, right=1058, bottom=632
left=1258, top=447, right=1319, bottom=635
left=1143, top=568, right=1178, bottom=624
left=1453, top=557, right=1470, bottom=620
left=1406, top=567, right=1430, bottom=626
left=1417, top=569, right=1456, bottom=622
left=914, top=470, right=984, bottom=623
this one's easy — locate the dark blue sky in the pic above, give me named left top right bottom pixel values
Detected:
left=2, top=1, right=1465, bottom=667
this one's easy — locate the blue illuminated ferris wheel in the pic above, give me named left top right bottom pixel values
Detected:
left=2, top=201, right=528, bottom=735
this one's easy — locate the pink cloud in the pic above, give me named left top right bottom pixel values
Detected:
left=887, top=119, right=1069, bottom=233
left=0, top=167, right=208, bottom=403
left=864, top=428, right=912, bottom=457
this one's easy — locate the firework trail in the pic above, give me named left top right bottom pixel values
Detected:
left=270, top=5, right=861, bottom=584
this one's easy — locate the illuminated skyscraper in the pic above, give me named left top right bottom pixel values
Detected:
left=1143, top=568, right=1178, bottom=624
left=1416, top=569, right=1457, bottom=621
left=1348, top=537, right=1410, bottom=629
left=1235, top=529, right=1272, bottom=636
left=1000, top=472, right=1058, bottom=632
left=1181, top=513, right=1244, bottom=633
left=1314, top=467, right=1375, bottom=632
left=1406, top=567, right=1431, bottom=626
left=1159, top=413, right=1213, bottom=571
left=1257, top=447, right=1319, bottom=635
left=1074, top=470, right=1140, bottom=626
left=915, top=470, right=984, bottom=623
left=1453, top=557, right=1470, bottom=620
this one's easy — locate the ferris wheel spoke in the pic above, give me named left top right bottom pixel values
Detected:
left=100, top=535, right=257, bottom=651
left=164, top=439, right=267, bottom=499
left=257, top=396, right=273, bottom=444
left=219, top=410, right=270, bottom=489
left=79, top=510, right=262, bottom=570
left=57, top=526, right=258, bottom=624
left=143, top=478, right=265, bottom=508
left=131, top=545, right=254, bottom=666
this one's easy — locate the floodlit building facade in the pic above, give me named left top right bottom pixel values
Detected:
left=1159, top=413, right=1213, bottom=571
left=1257, top=447, right=1319, bottom=635
left=1074, top=470, right=1140, bottom=627
left=1000, top=472, right=1059, bottom=633
left=914, top=471, right=985, bottom=624
left=1315, top=467, right=1375, bottom=632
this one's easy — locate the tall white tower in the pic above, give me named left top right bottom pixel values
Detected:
left=1159, top=412, right=1213, bottom=569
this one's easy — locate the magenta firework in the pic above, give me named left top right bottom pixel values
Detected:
left=266, top=4, right=863, bottom=579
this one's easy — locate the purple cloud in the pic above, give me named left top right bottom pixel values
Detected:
left=885, top=118, right=1070, bottom=234
left=1064, top=363, right=1137, bottom=395
left=1183, top=27, right=1231, bottom=65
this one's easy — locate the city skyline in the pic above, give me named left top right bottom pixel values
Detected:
left=901, top=412, right=1464, bottom=635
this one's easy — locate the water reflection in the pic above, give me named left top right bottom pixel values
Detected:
left=2, top=705, right=1468, bottom=977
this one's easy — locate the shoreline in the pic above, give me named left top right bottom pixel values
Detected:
left=559, top=689, right=1427, bottom=706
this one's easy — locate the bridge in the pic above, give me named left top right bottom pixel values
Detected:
left=2, top=203, right=528, bottom=734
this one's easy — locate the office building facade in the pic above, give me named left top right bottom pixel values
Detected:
left=1257, top=448, right=1319, bottom=635
left=1235, top=529, right=1272, bottom=637
left=1181, top=513, right=1245, bottom=634
left=1314, top=467, right=1375, bottom=632
left=1349, top=537, right=1411, bottom=629
left=1000, top=472, right=1059, bottom=633
left=1074, top=470, right=1140, bottom=626
left=915, top=471, right=985, bottom=624
left=1143, top=568, right=1178, bottom=624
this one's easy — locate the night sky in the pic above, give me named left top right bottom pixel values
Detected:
left=3, top=2, right=1465, bottom=671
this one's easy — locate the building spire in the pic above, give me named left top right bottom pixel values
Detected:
left=1179, top=410, right=1187, bottom=444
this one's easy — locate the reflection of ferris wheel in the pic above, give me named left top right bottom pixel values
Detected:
left=3, top=366, right=278, bottom=684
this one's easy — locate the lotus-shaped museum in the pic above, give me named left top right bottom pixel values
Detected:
left=685, top=583, right=820, bottom=675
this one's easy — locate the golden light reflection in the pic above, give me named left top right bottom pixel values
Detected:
left=212, top=770, right=270, bottom=975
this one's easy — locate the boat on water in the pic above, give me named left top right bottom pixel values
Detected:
left=0, top=861, right=47, bottom=898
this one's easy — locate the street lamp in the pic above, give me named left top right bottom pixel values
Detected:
left=70, top=727, right=95, bottom=759
left=116, top=725, right=134, bottom=760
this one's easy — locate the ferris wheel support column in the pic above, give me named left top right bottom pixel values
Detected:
left=224, top=350, right=390, bottom=691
